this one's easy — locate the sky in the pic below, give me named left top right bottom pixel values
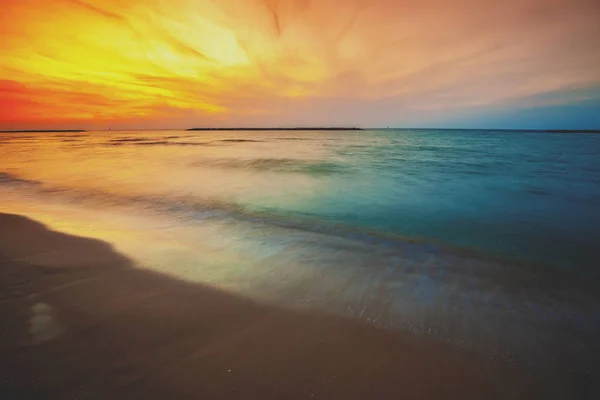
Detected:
left=1, top=0, right=599, bottom=130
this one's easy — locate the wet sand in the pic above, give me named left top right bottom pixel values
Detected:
left=0, top=213, right=586, bottom=399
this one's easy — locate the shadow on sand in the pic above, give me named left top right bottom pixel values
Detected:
left=0, top=213, right=583, bottom=399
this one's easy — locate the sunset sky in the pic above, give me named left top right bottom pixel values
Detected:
left=1, top=0, right=599, bottom=130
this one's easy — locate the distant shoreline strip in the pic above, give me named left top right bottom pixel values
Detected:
left=0, top=130, right=86, bottom=133
left=186, top=127, right=364, bottom=131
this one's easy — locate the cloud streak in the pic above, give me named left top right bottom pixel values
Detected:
left=1, top=0, right=599, bottom=129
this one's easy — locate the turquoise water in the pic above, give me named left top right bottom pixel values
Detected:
left=241, top=129, right=600, bottom=270
left=2, top=128, right=599, bottom=271
left=1, top=129, right=599, bottom=374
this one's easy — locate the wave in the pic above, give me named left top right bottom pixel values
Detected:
left=217, top=139, right=265, bottom=143
left=524, top=187, right=554, bottom=196
left=57, top=138, right=82, bottom=143
left=106, top=137, right=263, bottom=145
left=275, top=137, right=314, bottom=141
left=0, top=135, right=36, bottom=139
left=106, top=141, right=212, bottom=147
left=2, top=170, right=599, bottom=373
left=0, top=170, right=464, bottom=256
left=2, top=169, right=597, bottom=283
left=0, top=172, right=42, bottom=187
left=0, top=137, right=36, bottom=144
left=109, top=137, right=155, bottom=143
left=192, top=157, right=353, bottom=175
left=53, top=134, right=88, bottom=138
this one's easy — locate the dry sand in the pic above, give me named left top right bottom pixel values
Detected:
left=0, top=213, right=586, bottom=399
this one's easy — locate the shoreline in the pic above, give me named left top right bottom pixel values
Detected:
left=0, top=130, right=86, bottom=133
left=0, top=212, right=582, bottom=399
left=186, top=127, right=364, bottom=131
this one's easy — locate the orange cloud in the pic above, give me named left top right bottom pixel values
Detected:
left=1, top=0, right=599, bottom=129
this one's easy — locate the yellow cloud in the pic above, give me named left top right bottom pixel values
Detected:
left=1, top=0, right=599, bottom=128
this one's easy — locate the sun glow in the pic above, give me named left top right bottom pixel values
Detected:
left=1, top=0, right=599, bottom=129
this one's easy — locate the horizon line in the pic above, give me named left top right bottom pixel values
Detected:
left=1, top=127, right=599, bottom=134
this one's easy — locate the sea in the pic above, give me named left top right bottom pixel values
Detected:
left=1, top=128, right=599, bottom=378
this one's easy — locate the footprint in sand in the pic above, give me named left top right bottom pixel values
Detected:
left=29, top=302, right=64, bottom=343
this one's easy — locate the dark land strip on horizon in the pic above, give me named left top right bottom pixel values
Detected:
left=0, top=130, right=86, bottom=133
left=186, top=127, right=363, bottom=131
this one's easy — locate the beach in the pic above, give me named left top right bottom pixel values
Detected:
left=0, top=212, right=585, bottom=399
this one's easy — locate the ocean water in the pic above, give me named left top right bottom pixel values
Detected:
left=1, top=129, right=599, bottom=375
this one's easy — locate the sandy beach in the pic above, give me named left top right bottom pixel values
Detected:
left=0, top=212, right=587, bottom=399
